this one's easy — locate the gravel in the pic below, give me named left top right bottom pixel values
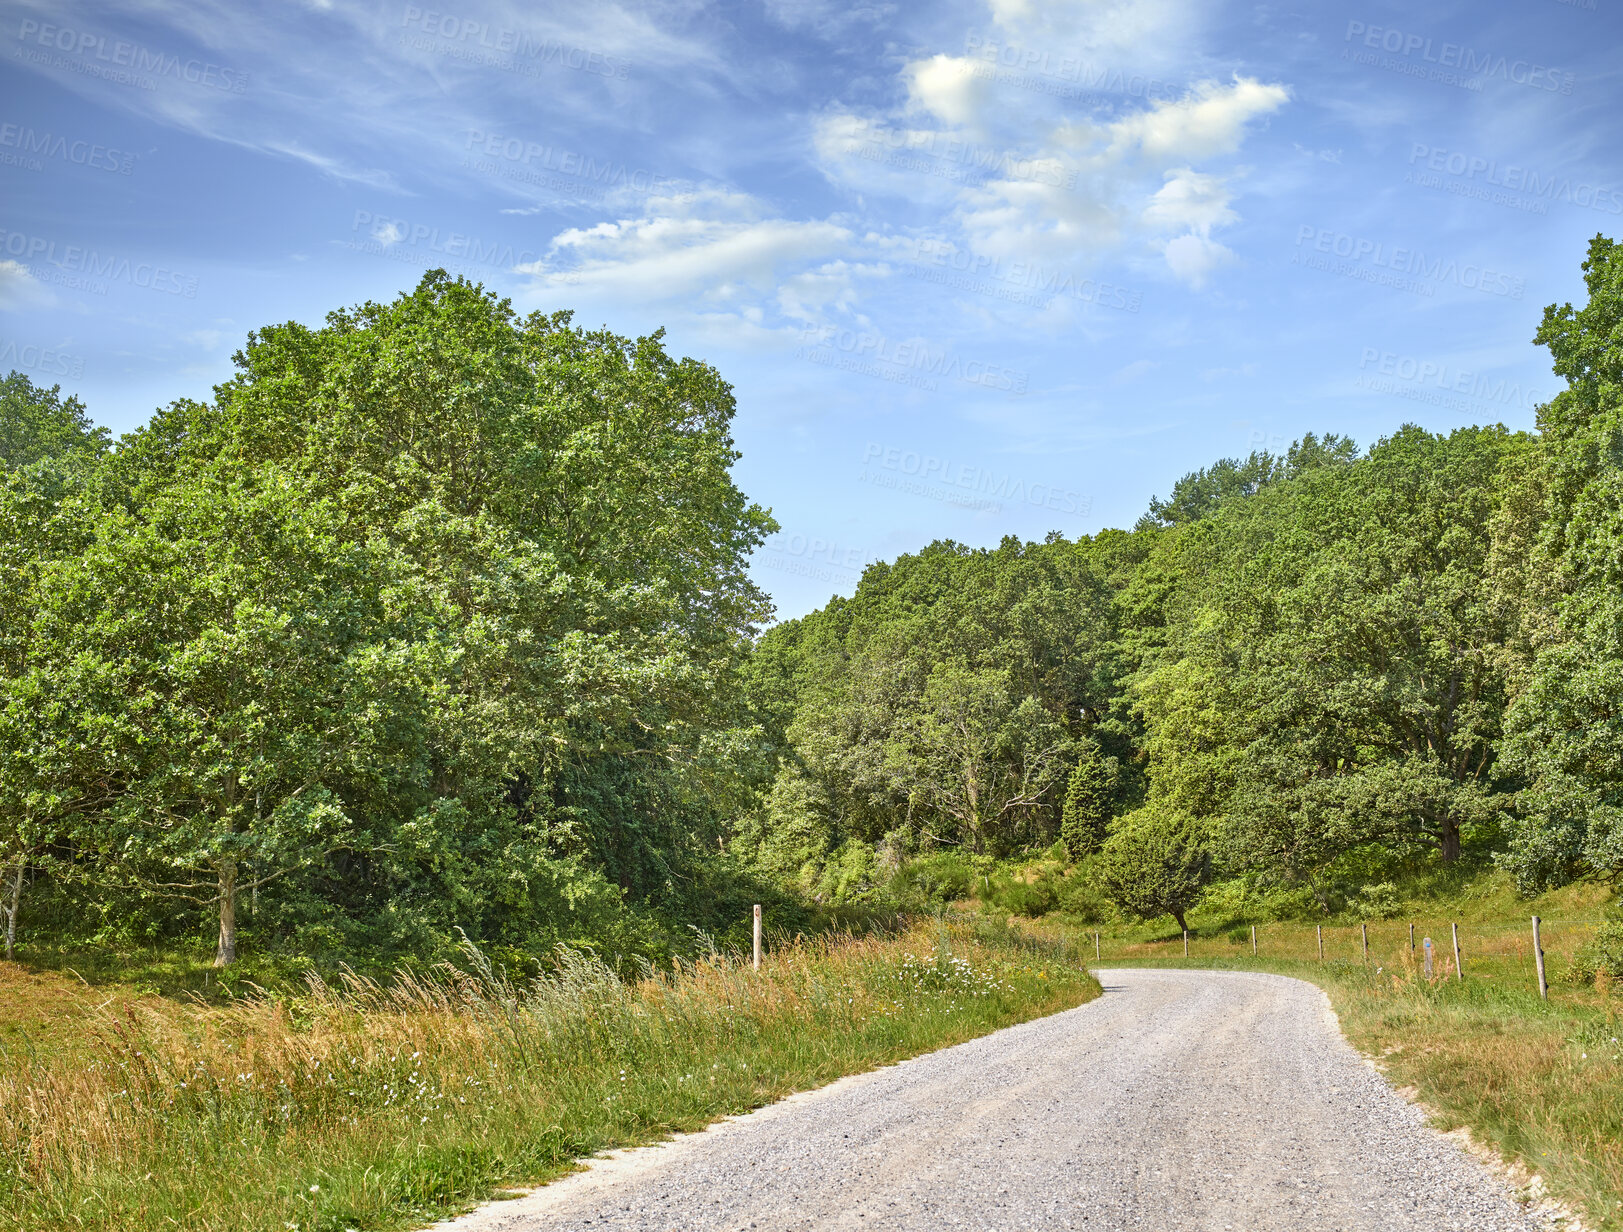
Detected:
left=434, top=968, right=1546, bottom=1231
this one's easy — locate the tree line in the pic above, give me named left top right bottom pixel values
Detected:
left=1, top=237, right=1618, bottom=963
left=739, top=235, right=1623, bottom=927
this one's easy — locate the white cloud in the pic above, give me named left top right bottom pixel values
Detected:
left=0, top=0, right=736, bottom=206
left=1143, top=168, right=1243, bottom=286
left=906, top=56, right=995, bottom=129
left=816, top=37, right=1288, bottom=290
left=1142, top=166, right=1237, bottom=234
left=1107, top=77, right=1289, bottom=161
left=762, top=0, right=896, bottom=40
left=1162, top=233, right=1235, bottom=289
left=518, top=190, right=855, bottom=312
left=0, top=260, right=48, bottom=310
left=373, top=221, right=405, bottom=248
left=1112, top=358, right=1158, bottom=383
left=775, top=260, right=889, bottom=324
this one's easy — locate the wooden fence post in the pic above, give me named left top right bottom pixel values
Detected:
left=1452, top=922, right=1463, bottom=981
left=1361, top=923, right=1369, bottom=964
left=1094, top=931, right=1100, bottom=961
left=753, top=904, right=762, bottom=972
left=1251, top=924, right=1257, bottom=956
left=1532, top=916, right=1548, bottom=1001
left=1183, top=930, right=1189, bottom=957
left=1409, top=922, right=1415, bottom=955
left=1317, top=925, right=1323, bottom=961
left=1423, top=937, right=1433, bottom=978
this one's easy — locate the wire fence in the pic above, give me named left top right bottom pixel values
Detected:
left=1087, top=916, right=1608, bottom=1000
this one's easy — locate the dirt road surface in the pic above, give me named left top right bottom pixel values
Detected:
left=435, top=968, right=1544, bottom=1231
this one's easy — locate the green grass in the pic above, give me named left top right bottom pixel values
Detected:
left=0, top=920, right=1098, bottom=1232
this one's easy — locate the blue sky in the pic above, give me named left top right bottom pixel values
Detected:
left=2, top=0, right=1619, bottom=619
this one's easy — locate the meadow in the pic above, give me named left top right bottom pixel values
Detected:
left=0, top=919, right=1097, bottom=1232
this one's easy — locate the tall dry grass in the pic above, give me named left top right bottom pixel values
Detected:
left=0, top=920, right=1095, bottom=1232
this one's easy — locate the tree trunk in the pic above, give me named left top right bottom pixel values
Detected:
left=3, top=860, right=21, bottom=961
left=215, top=856, right=237, bottom=967
left=1439, top=816, right=1461, bottom=863
left=1172, top=907, right=1188, bottom=934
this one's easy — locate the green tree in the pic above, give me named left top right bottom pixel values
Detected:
left=0, top=273, right=779, bottom=964
left=1500, top=234, right=1623, bottom=889
left=0, top=372, right=107, bottom=470
left=1136, top=426, right=1526, bottom=876
left=1059, top=752, right=1112, bottom=860
left=885, top=662, right=1074, bottom=855
left=0, top=456, right=115, bottom=957
left=1095, top=807, right=1211, bottom=932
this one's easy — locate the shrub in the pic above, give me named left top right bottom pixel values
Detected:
left=1566, top=917, right=1623, bottom=986
left=1095, top=807, right=1212, bottom=932
left=1055, top=872, right=1113, bottom=923
left=1347, top=881, right=1404, bottom=920
left=888, top=852, right=974, bottom=910
left=986, top=871, right=1058, bottom=918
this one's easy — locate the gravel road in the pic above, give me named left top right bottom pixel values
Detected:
left=436, top=968, right=1545, bottom=1231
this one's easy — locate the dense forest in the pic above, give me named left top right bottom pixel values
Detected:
left=2, top=237, right=1620, bottom=968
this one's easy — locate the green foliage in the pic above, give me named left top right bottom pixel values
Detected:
left=1059, top=752, right=1112, bottom=860
left=1054, top=868, right=1114, bottom=923
left=1095, top=807, right=1212, bottom=931
left=1347, top=882, right=1404, bottom=920
left=1140, top=425, right=1527, bottom=882
left=985, top=869, right=1059, bottom=918
left=885, top=852, right=974, bottom=910
left=0, top=274, right=776, bottom=966
left=0, top=371, right=108, bottom=469
left=742, top=241, right=1621, bottom=917
left=10, top=235, right=1623, bottom=976
left=740, top=532, right=1132, bottom=892
left=1500, top=235, right=1623, bottom=891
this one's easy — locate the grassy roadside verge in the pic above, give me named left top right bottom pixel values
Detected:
left=0, top=920, right=1098, bottom=1232
left=1079, top=919, right=1621, bottom=1232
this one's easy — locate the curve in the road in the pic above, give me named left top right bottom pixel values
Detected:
left=433, top=968, right=1544, bottom=1232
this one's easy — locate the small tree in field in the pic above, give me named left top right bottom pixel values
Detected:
left=1095, top=807, right=1211, bottom=933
